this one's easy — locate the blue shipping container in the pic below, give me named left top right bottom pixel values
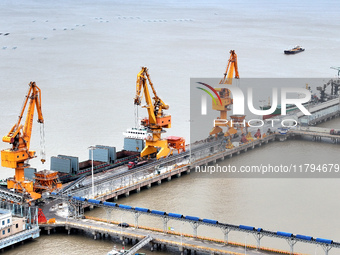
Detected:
left=296, top=234, right=312, bottom=241
left=124, top=138, right=145, bottom=152
left=151, top=210, right=166, bottom=215
left=119, top=204, right=132, bottom=210
left=88, top=199, right=100, bottom=204
left=185, top=216, right=200, bottom=221
left=90, top=147, right=110, bottom=163
left=51, top=156, right=72, bottom=173
left=202, top=219, right=218, bottom=224
left=277, top=231, right=293, bottom=237
left=58, top=155, right=79, bottom=173
left=315, top=238, right=333, bottom=244
left=239, top=225, right=255, bottom=231
left=95, top=145, right=116, bottom=161
left=135, top=207, right=149, bottom=212
left=168, top=213, right=183, bottom=218
left=103, top=202, right=117, bottom=207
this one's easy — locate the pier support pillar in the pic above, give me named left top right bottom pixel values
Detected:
left=136, top=187, right=141, bottom=193
left=125, top=191, right=130, bottom=197
left=147, top=183, right=151, bottom=189
left=321, top=245, right=332, bottom=255
left=134, top=212, right=141, bottom=229
left=163, top=217, right=170, bottom=233
left=120, top=236, right=125, bottom=246
left=167, top=176, right=171, bottom=181
left=190, top=222, right=199, bottom=238
left=47, top=228, right=50, bottom=235
left=286, top=238, right=297, bottom=255
left=177, top=173, right=181, bottom=178
left=236, top=151, right=240, bottom=155
left=244, top=148, right=247, bottom=152
left=229, top=154, right=232, bottom=158
left=68, top=229, right=71, bottom=235
left=187, top=168, right=190, bottom=174
left=213, top=159, right=216, bottom=164
left=93, top=232, right=97, bottom=240
left=253, top=232, right=264, bottom=249
left=222, top=227, right=231, bottom=244
left=157, top=180, right=161, bottom=185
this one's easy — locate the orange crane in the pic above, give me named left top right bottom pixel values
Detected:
left=220, top=50, right=239, bottom=85
left=134, top=67, right=171, bottom=159
left=1, top=82, right=44, bottom=200
left=210, top=50, right=245, bottom=138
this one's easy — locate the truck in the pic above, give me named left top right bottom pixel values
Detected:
left=330, top=129, right=340, bottom=135
left=127, top=160, right=148, bottom=169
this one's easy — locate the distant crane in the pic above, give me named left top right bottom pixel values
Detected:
left=209, top=50, right=246, bottom=138
left=220, top=50, right=239, bottom=85
left=134, top=67, right=171, bottom=159
left=330, top=66, right=340, bottom=77
left=1, top=82, right=44, bottom=200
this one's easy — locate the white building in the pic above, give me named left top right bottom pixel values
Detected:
left=0, top=209, right=25, bottom=239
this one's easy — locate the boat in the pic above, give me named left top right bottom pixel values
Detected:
left=260, top=104, right=300, bottom=120
left=284, top=46, right=305, bottom=54
left=107, top=246, right=128, bottom=255
left=123, top=127, right=147, bottom=139
left=53, top=127, right=147, bottom=184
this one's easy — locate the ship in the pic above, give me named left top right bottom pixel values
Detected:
left=260, top=104, right=302, bottom=120
left=284, top=46, right=305, bottom=54
left=52, top=127, right=147, bottom=184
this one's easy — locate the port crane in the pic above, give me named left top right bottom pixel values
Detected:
left=220, top=49, right=239, bottom=85
left=1, top=82, right=44, bottom=200
left=209, top=50, right=245, bottom=138
left=134, top=67, right=171, bottom=159
left=330, top=66, right=340, bottom=77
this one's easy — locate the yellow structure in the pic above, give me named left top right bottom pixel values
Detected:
left=210, top=50, right=247, bottom=138
left=220, top=50, right=239, bottom=84
left=134, top=67, right=171, bottom=159
left=33, top=170, right=62, bottom=194
left=225, top=139, right=234, bottom=149
left=1, top=82, right=44, bottom=200
left=246, top=132, right=254, bottom=141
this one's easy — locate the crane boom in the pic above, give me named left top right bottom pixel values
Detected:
left=134, top=67, right=171, bottom=159
left=1, top=81, right=44, bottom=200
left=220, top=50, right=239, bottom=84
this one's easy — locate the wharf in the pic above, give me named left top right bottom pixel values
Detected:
left=70, top=134, right=276, bottom=201
left=0, top=226, right=40, bottom=250
left=39, top=218, right=305, bottom=255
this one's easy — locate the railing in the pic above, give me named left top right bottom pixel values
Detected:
left=0, top=226, right=40, bottom=249
left=125, top=235, right=153, bottom=255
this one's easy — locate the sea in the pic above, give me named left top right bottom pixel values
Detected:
left=0, top=0, right=340, bottom=254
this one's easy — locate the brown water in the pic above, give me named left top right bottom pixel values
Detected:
left=1, top=0, right=340, bottom=254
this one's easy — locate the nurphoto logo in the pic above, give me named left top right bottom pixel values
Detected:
left=196, top=81, right=312, bottom=128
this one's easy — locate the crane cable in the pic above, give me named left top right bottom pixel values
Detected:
left=134, top=104, right=139, bottom=128
left=40, top=123, right=46, bottom=163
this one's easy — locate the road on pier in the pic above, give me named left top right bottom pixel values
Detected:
left=43, top=216, right=284, bottom=255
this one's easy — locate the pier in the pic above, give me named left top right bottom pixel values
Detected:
left=39, top=217, right=307, bottom=255
left=44, top=193, right=339, bottom=255
left=0, top=91, right=339, bottom=255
